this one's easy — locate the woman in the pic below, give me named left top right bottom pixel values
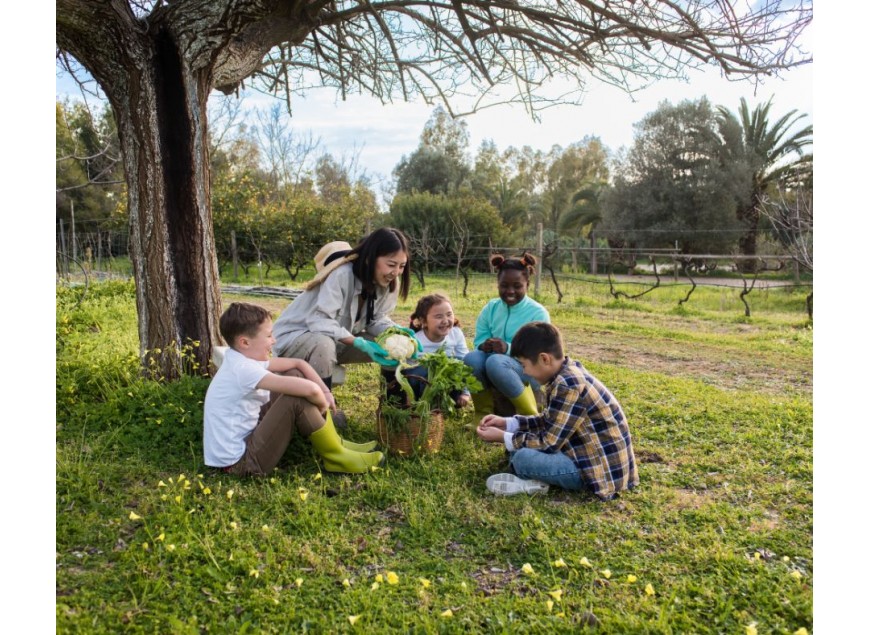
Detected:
left=273, top=228, right=414, bottom=398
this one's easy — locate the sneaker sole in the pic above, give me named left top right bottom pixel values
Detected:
left=486, top=473, right=550, bottom=496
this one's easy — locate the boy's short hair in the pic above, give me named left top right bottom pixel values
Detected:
left=510, top=322, right=564, bottom=360
left=220, top=302, right=271, bottom=348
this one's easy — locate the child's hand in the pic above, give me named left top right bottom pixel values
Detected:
left=481, top=338, right=508, bottom=354
left=476, top=424, right=505, bottom=443
left=479, top=414, right=506, bottom=429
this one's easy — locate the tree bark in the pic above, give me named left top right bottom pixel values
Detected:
left=58, top=2, right=222, bottom=379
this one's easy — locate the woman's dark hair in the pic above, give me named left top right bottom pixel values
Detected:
left=409, top=293, right=461, bottom=331
left=351, top=227, right=411, bottom=300
left=490, top=251, right=536, bottom=281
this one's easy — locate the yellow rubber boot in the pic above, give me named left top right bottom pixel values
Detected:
left=341, top=438, right=378, bottom=452
left=309, top=412, right=384, bottom=473
left=509, top=384, right=538, bottom=416
left=472, top=389, right=495, bottom=417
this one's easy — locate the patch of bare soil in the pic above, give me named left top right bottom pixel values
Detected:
left=562, top=332, right=812, bottom=397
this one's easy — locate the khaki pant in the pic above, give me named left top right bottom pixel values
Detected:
left=275, top=332, right=374, bottom=379
left=224, top=370, right=324, bottom=476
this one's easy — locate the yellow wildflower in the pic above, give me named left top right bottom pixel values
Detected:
left=419, top=578, right=431, bottom=589
left=202, top=487, right=212, bottom=495
left=579, top=557, right=592, bottom=568
left=157, top=480, right=167, bottom=488
left=553, top=558, right=567, bottom=568
left=262, top=524, right=270, bottom=532
left=746, top=623, right=758, bottom=635
left=546, top=600, right=554, bottom=612
left=313, top=473, right=322, bottom=481
left=142, top=542, right=149, bottom=550
left=299, top=489, right=309, bottom=502
left=161, top=494, right=168, bottom=500
left=601, top=569, right=612, bottom=579
left=249, top=570, right=259, bottom=578
left=175, top=495, right=182, bottom=504
left=295, top=578, right=304, bottom=588
left=370, top=466, right=380, bottom=472
left=460, top=581, right=467, bottom=589
left=548, top=589, right=563, bottom=602
left=386, top=571, right=399, bottom=585
left=790, top=570, right=802, bottom=580
left=128, top=511, right=142, bottom=521
left=521, top=563, right=535, bottom=575
left=156, top=533, right=165, bottom=542
left=348, top=615, right=360, bottom=626
left=226, top=489, right=235, bottom=500
left=179, top=474, right=187, bottom=482
left=166, top=544, right=176, bottom=551
left=270, top=477, right=277, bottom=484
left=342, top=579, right=351, bottom=588
left=375, top=574, right=384, bottom=583
left=230, top=521, right=238, bottom=530
left=440, top=609, right=453, bottom=618
left=645, top=583, right=655, bottom=596
left=782, top=556, right=791, bottom=563
left=793, top=628, right=808, bottom=635
left=371, top=582, right=380, bottom=591
left=627, top=574, right=638, bottom=584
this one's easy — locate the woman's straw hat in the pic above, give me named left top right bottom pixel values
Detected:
left=304, top=241, right=357, bottom=290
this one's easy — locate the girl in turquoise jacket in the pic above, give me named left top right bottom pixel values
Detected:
left=464, top=253, right=550, bottom=415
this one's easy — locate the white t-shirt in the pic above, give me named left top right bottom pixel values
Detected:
left=415, top=327, right=469, bottom=359
left=203, top=348, right=270, bottom=467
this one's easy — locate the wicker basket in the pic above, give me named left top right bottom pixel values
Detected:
left=375, top=405, right=445, bottom=456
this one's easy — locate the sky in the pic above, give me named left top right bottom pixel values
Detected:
left=225, top=61, right=814, bottom=185
left=25, top=4, right=870, bottom=631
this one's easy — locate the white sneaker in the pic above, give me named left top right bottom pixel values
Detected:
left=486, top=473, right=550, bottom=496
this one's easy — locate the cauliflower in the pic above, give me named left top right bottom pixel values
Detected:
left=382, top=333, right=418, bottom=361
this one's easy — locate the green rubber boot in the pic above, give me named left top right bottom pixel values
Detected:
left=341, top=438, right=378, bottom=452
left=509, top=384, right=538, bottom=416
left=472, top=389, right=495, bottom=417
left=310, top=412, right=384, bottom=473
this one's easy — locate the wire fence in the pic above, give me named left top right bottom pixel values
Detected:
left=56, top=222, right=812, bottom=318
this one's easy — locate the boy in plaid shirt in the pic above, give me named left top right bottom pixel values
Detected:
left=476, top=322, right=638, bottom=500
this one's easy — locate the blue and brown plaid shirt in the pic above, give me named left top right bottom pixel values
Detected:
left=510, top=357, right=639, bottom=500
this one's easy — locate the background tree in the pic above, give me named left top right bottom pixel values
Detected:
left=602, top=98, right=747, bottom=256
left=57, top=0, right=811, bottom=378
left=56, top=101, right=124, bottom=227
left=394, top=107, right=471, bottom=195
left=717, top=97, right=813, bottom=270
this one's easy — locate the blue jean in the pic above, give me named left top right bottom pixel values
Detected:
left=509, top=448, right=585, bottom=491
left=463, top=351, right=538, bottom=399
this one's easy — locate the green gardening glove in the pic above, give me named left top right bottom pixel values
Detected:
left=353, top=337, right=398, bottom=367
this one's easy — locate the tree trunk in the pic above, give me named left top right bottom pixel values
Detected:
left=736, top=195, right=761, bottom=273
left=106, top=29, right=221, bottom=379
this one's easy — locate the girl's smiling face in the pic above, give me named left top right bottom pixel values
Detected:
left=497, top=269, right=528, bottom=306
left=421, top=301, right=455, bottom=342
left=374, top=250, right=408, bottom=288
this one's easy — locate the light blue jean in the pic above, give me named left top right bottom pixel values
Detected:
left=509, top=448, right=585, bottom=491
left=463, top=351, right=538, bottom=399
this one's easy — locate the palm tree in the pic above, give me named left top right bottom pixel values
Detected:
left=559, top=185, right=606, bottom=274
left=717, top=97, right=813, bottom=270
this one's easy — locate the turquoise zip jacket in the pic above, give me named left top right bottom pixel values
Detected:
left=472, top=295, right=550, bottom=353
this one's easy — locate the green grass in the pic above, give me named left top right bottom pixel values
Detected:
left=56, top=277, right=812, bottom=633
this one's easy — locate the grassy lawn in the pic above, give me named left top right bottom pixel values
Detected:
left=56, top=275, right=812, bottom=634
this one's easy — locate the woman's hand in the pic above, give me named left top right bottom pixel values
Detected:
left=353, top=337, right=398, bottom=367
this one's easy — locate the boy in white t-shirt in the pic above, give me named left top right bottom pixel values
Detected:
left=204, top=302, right=383, bottom=475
